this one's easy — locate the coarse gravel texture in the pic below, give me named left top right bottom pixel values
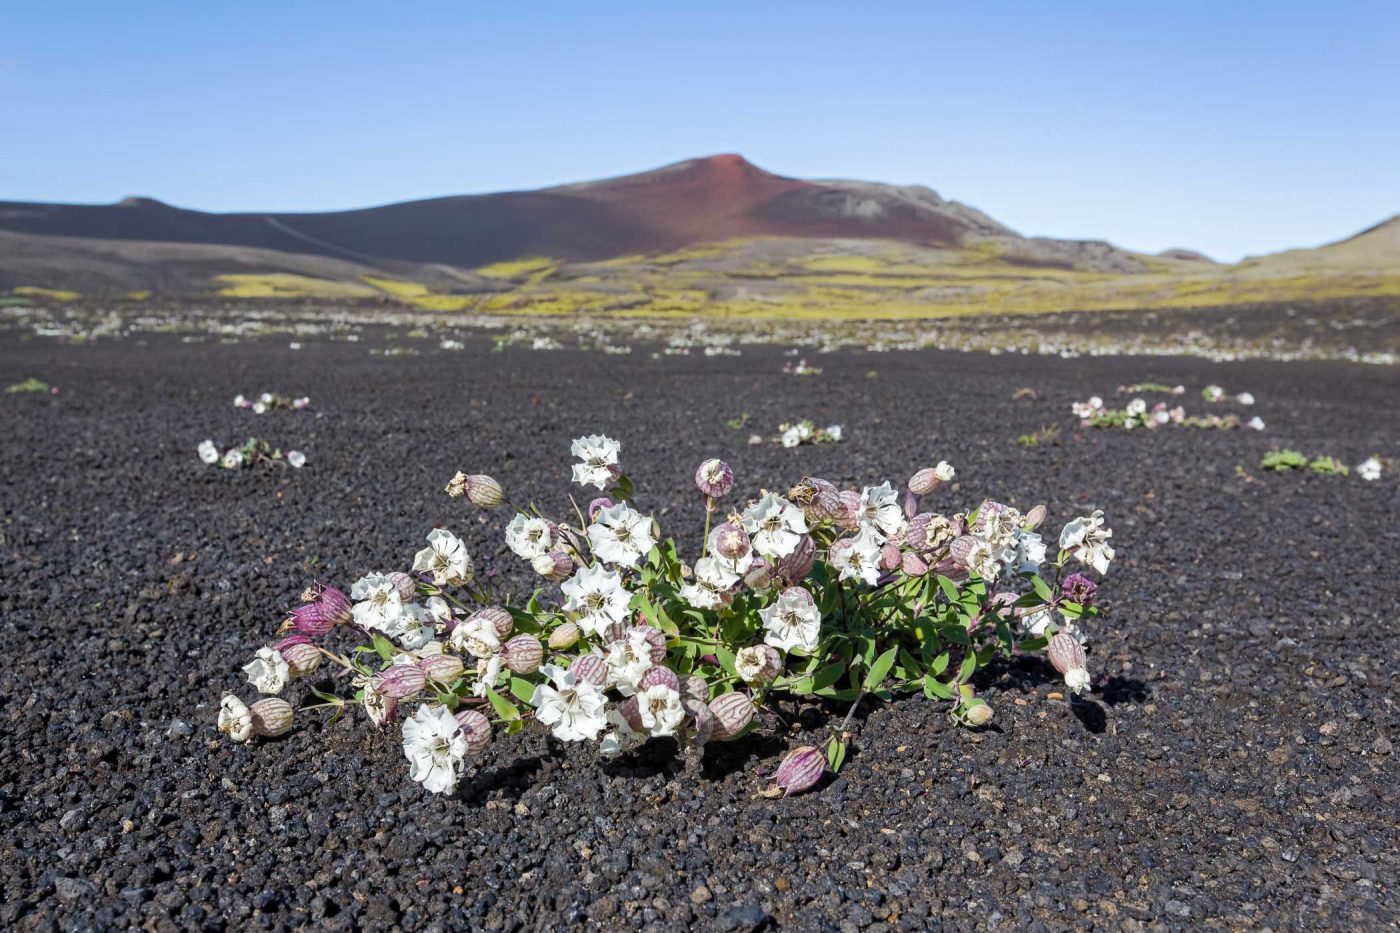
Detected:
left=1, top=329, right=1397, bottom=931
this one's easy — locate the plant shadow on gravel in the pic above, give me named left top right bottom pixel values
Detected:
left=969, top=656, right=1149, bottom=735
left=456, top=754, right=549, bottom=806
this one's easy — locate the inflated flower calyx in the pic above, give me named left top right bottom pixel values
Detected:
left=962, top=699, right=994, bottom=727
left=760, top=746, right=825, bottom=797
left=418, top=654, right=465, bottom=684
left=283, top=584, right=352, bottom=636
left=734, top=645, right=781, bottom=686
left=470, top=606, right=514, bottom=640
left=465, top=474, right=504, bottom=509
left=249, top=698, right=294, bottom=737
left=694, top=458, right=735, bottom=499
left=387, top=572, right=418, bottom=601
left=683, top=697, right=716, bottom=746
left=276, top=639, right=322, bottom=677
left=1047, top=632, right=1091, bottom=695
left=638, top=665, right=680, bottom=692
left=570, top=654, right=608, bottom=687
left=502, top=635, right=544, bottom=674
left=630, top=624, right=667, bottom=664
left=548, top=622, right=580, bottom=650
left=678, top=674, right=710, bottom=705
left=788, top=476, right=840, bottom=522
left=374, top=664, right=427, bottom=699
left=454, top=709, right=493, bottom=754
left=709, top=692, right=754, bottom=740
left=774, top=534, right=816, bottom=582
left=712, top=521, right=750, bottom=561
left=1023, top=504, right=1047, bottom=530
left=907, top=467, right=942, bottom=496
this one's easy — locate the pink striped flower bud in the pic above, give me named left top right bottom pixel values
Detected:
left=908, top=467, right=941, bottom=496
left=249, top=698, right=294, bottom=737
left=502, top=635, right=543, bottom=674
left=678, top=674, right=710, bottom=705
left=835, top=490, right=862, bottom=532
left=630, top=624, right=667, bottom=664
left=713, top=521, right=751, bottom=561
left=879, top=542, right=903, bottom=572
left=532, top=550, right=574, bottom=583
left=470, top=606, right=514, bottom=640
left=638, top=666, right=680, bottom=693
left=775, top=534, right=816, bottom=582
left=588, top=497, right=615, bottom=521
left=948, top=535, right=977, bottom=568
left=695, top=459, right=735, bottom=499
left=418, top=654, right=465, bottom=683
left=1024, top=504, right=1047, bottom=530
left=373, top=664, right=427, bottom=699
left=684, top=697, right=716, bottom=746
left=709, top=692, right=754, bottom=741
left=388, top=572, right=418, bottom=601
left=465, top=474, right=504, bottom=509
left=1047, top=633, right=1091, bottom=695
left=284, top=584, right=352, bottom=636
left=277, top=640, right=322, bottom=677
left=571, top=654, right=608, bottom=687
left=901, top=551, right=930, bottom=577
left=601, top=621, right=628, bottom=644
left=618, top=695, right=644, bottom=732
left=548, top=622, right=580, bottom=650
left=454, top=709, right=493, bottom=754
left=763, top=746, right=825, bottom=796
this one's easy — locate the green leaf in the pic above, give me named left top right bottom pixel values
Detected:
left=1030, top=575, right=1053, bottom=601
left=370, top=634, right=397, bottom=664
left=484, top=687, right=522, bottom=722
left=930, top=651, right=950, bottom=676
left=863, top=646, right=899, bottom=691
left=936, top=575, right=961, bottom=603
left=508, top=676, right=536, bottom=704
left=612, top=474, right=634, bottom=501
left=923, top=674, right=953, bottom=699
left=958, top=652, right=977, bottom=682
left=812, top=660, right=847, bottom=691
left=825, top=735, right=847, bottom=773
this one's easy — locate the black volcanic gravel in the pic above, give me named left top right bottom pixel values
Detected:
left=1, top=331, right=1397, bottom=931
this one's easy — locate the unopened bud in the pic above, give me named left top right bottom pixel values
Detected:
left=1024, top=504, right=1047, bottom=530
left=388, top=572, right=418, bottom=601
left=502, top=635, right=544, bottom=674
left=962, top=700, right=994, bottom=727
left=454, top=709, right=493, bottom=754
left=678, top=674, right=710, bottom=705
left=639, top=666, right=680, bottom=692
left=418, top=654, right=465, bottom=683
left=374, top=664, right=427, bottom=699
left=571, top=654, right=608, bottom=687
left=908, top=467, right=940, bottom=496
left=762, top=746, right=825, bottom=796
left=879, top=542, right=902, bottom=572
left=901, top=551, right=930, bottom=577
left=548, top=622, right=580, bottom=650
left=277, top=640, right=322, bottom=677
left=709, top=692, right=754, bottom=740
left=249, top=697, right=294, bottom=737
left=465, top=474, right=503, bottom=509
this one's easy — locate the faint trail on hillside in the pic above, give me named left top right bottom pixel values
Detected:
left=263, top=217, right=388, bottom=266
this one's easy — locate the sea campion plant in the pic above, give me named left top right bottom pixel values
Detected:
left=217, top=437, right=1116, bottom=797
left=234, top=392, right=310, bottom=414
left=198, top=437, right=306, bottom=470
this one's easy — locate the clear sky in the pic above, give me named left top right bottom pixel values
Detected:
left=2, top=1, right=1397, bottom=262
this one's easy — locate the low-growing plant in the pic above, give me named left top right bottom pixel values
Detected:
left=1260, top=449, right=1351, bottom=475
left=234, top=392, right=310, bottom=413
left=217, top=438, right=1116, bottom=798
left=1016, top=424, right=1061, bottom=447
left=198, top=437, right=306, bottom=470
left=775, top=420, right=843, bottom=448
left=5, top=377, right=53, bottom=394
left=1073, top=394, right=1263, bottom=432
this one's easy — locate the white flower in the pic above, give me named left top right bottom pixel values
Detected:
left=1126, top=398, right=1147, bottom=417
left=637, top=684, right=686, bottom=737
left=830, top=530, right=883, bottom=586
left=1357, top=457, right=1382, bottom=481
left=781, top=427, right=802, bottom=448
left=243, top=647, right=289, bottom=695
left=1246, top=416, right=1265, bottom=431
left=217, top=695, right=252, bottom=742
left=233, top=394, right=247, bottom=408
left=1236, top=392, right=1254, bottom=406
left=570, top=434, right=621, bottom=489
left=1060, top=510, right=1115, bottom=575
left=425, top=596, right=456, bottom=629
left=741, top=493, right=808, bottom=559
left=197, top=440, right=219, bottom=465
left=679, top=556, right=739, bottom=610
left=857, top=482, right=905, bottom=539
left=221, top=449, right=244, bottom=469
left=412, top=528, right=473, bottom=585
left=760, top=587, right=821, bottom=654
left=259, top=392, right=273, bottom=404
left=796, top=422, right=813, bottom=440
left=351, top=573, right=405, bottom=632
left=588, top=502, right=656, bottom=567
left=707, top=526, right=755, bottom=576
left=1065, top=667, right=1092, bottom=695
left=934, top=460, right=955, bottom=482
left=604, top=629, right=655, bottom=696
left=1012, top=530, right=1047, bottom=576
left=472, top=655, right=504, bottom=697
left=287, top=450, right=306, bottom=468
left=964, top=537, right=1002, bottom=581
left=560, top=563, right=632, bottom=635
left=736, top=645, right=776, bottom=684
left=252, top=401, right=267, bottom=415
left=504, top=514, right=553, bottom=560
left=530, top=664, right=607, bottom=742
left=401, top=705, right=468, bottom=795
left=391, top=604, right=435, bottom=650
left=825, top=425, right=843, bottom=442
left=1018, top=606, right=1055, bottom=638
left=599, top=707, right=646, bottom=758
left=448, top=614, right=500, bottom=659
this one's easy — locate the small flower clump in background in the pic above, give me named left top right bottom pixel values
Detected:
left=198, top=437, right=306, bottom=470
left=234, top=392, right=310, bottom=414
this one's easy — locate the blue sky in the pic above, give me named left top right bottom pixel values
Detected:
left=2, top=1, right=1397, bottom=261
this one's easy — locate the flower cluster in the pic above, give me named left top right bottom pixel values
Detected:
left=216, top=438, right=1117, bottom=797
left=1071, top=394, right=1264, bottom=432
left=1202, top=385, right=1254, bottom=405
left=781, top=358, right=823, bottom=376
left=234, top=392, right=310, bottom=414
left=1261, top=450, right=1384, bottom=478
left=198, top=437, right=306, bottom=470
left=770, top=420, right=844, bottom=448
